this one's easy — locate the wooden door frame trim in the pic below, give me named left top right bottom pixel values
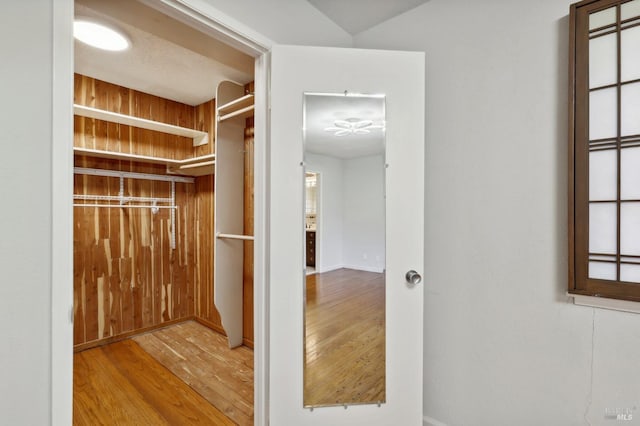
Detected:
left=568, top=0, right=640, bottom=303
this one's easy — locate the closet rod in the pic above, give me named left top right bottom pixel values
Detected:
left=73, top=204, right=177, bottom=209
left=74, top=194, right=173, bottom=203
left=216, top=232, right=255, bottom=241
left=74, top=167, right=195, bottom=184
left=74, top=167, right=181, bottom=249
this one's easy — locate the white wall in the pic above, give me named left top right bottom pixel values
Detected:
left=306, top=153, right=344, bottom=272
left=356, top=1, right=640, bottom=425
left=307, top=153, right=386, bottom=274
left=2, top=0, right=351, bottom=424
left=342, top=154, right=385, bottom=273
left=0, top=1, right=54, bottom=424
left=201, top=0, right=352, bottom=47
left=19, top=0, right=640, bottom=423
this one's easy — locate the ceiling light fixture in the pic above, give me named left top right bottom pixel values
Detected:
left=74, top=19, right=130, bottom=51
left=324, top=118, right=383, bottom=136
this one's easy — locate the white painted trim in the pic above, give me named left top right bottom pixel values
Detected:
left=341, top=265, right=385, bottom=274
left=51, top=1, right=74, bottom=424
left=319, top=264, right=385, bottom=274
left=216, top=233, right=255, bottom=241
left=253, top=51, right=270, bottom=426
left=140, top=0, right=273, bottom=56
left=53, top=0, right=272, bottom=424
left=423, top=414, right=448, bottom=426
left=317, top=264, right=345, bottom=273
left=570, top=293, right=640, bottom=314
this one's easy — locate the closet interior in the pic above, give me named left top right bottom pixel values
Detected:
left=72, top=0, right=256, bottom=422
left=73, top=76, right=254, bottom=349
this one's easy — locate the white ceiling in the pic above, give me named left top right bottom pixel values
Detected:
left=73, top=0, right=399, bottom=145
left=306, top=0, right=430, bottom=35
left=74, top=0, right=254, bottom=106
left=304, top=94, right=385, bottom=159
left=73, top=0, right=431, bottom=107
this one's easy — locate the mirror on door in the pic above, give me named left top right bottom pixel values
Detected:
left=302, top=92, right=386, bottom=408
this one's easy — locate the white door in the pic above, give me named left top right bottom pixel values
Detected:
left=269, top=45, right=425, bottom=425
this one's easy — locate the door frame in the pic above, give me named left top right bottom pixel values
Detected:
left=51, top=1, right=272, bottom=424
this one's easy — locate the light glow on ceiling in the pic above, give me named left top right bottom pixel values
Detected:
left=324, top=118, right=384, bottom=136
left=74, top=19, right=130, bottom=52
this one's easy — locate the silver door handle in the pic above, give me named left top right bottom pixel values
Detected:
left=405, top=270, right=422, bottom=285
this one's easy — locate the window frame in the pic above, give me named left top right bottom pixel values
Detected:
left=569, top=0, right=640, bottom=302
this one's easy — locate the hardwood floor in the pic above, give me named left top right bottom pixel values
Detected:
left=304, top=268, right=385, bottom=407
left=134, top=321, right=254, bottom=426
left=74, top=269, right=382, bottom=422
left=73, top=339, right=234, bottom=425
left=74, top=321, right=253, bottom=425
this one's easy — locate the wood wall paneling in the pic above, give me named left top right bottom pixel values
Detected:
left=73, top=74, right=212, bottom=348
left=73, top=74, right=254, bottom=349
left=195, top=98, right=216, bottom=158
left=243, top=116, right=255, bottom=347
left=74, top=74, right=196, bottom=162
left=194, top=174, right=222, bottom=329
left=73, top=175, right=198, bottom=345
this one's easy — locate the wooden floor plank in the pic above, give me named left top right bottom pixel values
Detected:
left=74, top=346, right=167, bottom=425
left=103, top=340, right=235, bottom=425
left=73, top=339, right=235, bottom=425
left=133, top=321, right=254, bottom=426
left=304, top=268, right=385, bottom=407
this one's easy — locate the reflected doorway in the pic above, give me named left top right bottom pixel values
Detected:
left=305, top=172, right=319, bottom=275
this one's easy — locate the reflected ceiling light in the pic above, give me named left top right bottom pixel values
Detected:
left=74, top=19, right=130, bottom=51
left=324, top=118, right=383, bottom=136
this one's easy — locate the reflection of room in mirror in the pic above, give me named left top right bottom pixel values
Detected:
left=305, top=172, right=317, bottom=229
left=304, top=269, right=384, bottom=407
left=306, top=172, right=318, bottom=275
left=302, top=92, right=386, bottom=408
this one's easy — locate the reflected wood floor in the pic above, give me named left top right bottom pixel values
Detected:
left=74, top=321, right=253, bottom=425
left=304, top=268, right=385, bottom=406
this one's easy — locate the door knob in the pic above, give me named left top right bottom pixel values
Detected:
left=405, top=270, right=422, bottom=285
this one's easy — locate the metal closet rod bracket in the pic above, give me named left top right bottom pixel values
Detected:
left=73, top=167, right=195, bottom=249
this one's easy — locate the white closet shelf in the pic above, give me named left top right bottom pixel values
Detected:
left=168, top=159, right=216, bottom=177
left=216, top=232, right=255, bottom=241
left=217, top=93, right=254, bottom=122
left=74, top=147, right=215, bottom=177
left=74, top=104, right=209, bottom=147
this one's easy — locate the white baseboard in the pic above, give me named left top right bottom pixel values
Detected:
left=341, top=264, right=385, bottom=273
left=318, top=264, right=385, bottom=274
left=424, top=414, right=447, bottom=426
left=318, top=264, right=344, bottom=273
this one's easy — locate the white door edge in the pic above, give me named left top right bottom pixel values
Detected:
left=51, top=1, right=74, bottom=425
